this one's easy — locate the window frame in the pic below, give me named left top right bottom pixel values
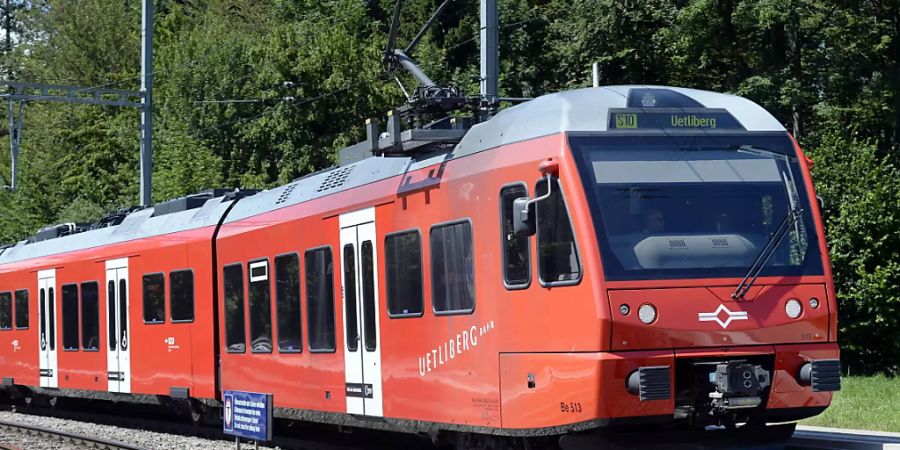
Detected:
left=141, top=272, right=167, bottom=325
left=223, top=262, right=247, bottom=354
left=305, top=245, right=336, bottom=354
left=14, top=289, right=28, bottom=330
left=429, top=218, right=477, bottom=316
left=247, top=258, right=273, bottom=354
left=80, top=282, right=100, bottom=352
left=169, top=269, right=195, bottom=323
left=384, top=228, right=425, bottom=319
left=342, top=243, right=359, bottom=352
left=499, top=182, right=532, bottom=290
left=61, top=283, right=80, bottom=351
left=360, top=239, right=377, bottom=351
left=0, top=291, right=12, bottom=331
left=534, top=176, right=583, bottom=287
left=274, top=252, right=303, bottom=354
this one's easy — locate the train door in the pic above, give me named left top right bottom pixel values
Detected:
left=37, top=269, right=58, bottom=388
left=339, top=207, right=383, bottom=417
left=105, top=258, right=131, bottom=393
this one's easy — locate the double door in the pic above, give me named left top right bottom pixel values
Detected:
left=340, top=208, right=383, bottom=417
left=106, top=259, right=131, bottom=393
left=38, top=269, right=58, bottom=388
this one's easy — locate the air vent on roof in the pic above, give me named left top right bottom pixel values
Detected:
left=152, top=188, right=234, bottom=218
left=711, top=238, right=730, bottom=248
left=317, top=165, right=355, bottom=192
left=276, top=183, right=298, bottom=205
left=668, top=239, right=688, bottom=249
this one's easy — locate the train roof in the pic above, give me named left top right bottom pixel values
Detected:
left=0, top=194, right=237, bottom=267
left=0, top=85, right=787, bottom=266
left=223, top=85, right=787, bottom=223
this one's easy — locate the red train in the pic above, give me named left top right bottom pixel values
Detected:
left=0, top=86, right=840, bottom=447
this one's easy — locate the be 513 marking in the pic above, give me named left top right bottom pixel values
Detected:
left=560, top=401, right=583, bottom=414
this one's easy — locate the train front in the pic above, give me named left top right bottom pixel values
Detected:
left=551, top=87, right=838, bottom=432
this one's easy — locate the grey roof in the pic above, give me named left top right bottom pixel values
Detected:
left=0, top=196, right=235, bottom=267
left=453, top=85, right=785, bottom=158
left=0, top=85, right=787, bottom=266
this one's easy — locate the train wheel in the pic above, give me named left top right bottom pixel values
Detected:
left=453, top=433, right=557, bottom=450
left=189, top=400, right=206, bottom=426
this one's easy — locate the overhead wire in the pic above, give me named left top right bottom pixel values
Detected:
left=445, top=4, right=550, bottom=52
left=192, top=73, right=395, bottom=135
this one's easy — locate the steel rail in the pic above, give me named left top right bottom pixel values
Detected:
left=0, top=419, right=149, bottom=450
left=791, top=426, right=900, bottom=450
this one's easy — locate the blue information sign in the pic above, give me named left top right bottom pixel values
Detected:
left=223, top=390, right=273, bottom=442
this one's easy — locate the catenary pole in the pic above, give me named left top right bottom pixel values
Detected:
left=140, top=0, right=153, bottom=206
left=480, top=0, right=498, bottom=102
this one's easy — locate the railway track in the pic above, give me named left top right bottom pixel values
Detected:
left=789, top=426, right=900, bottom=450
left=2, top=402, right=426, bottom=450
left=557, top=425, right=900, bottom=450
left=0, top=419, right=148, bottom=450
left=3, top=401, right=900, bottom=450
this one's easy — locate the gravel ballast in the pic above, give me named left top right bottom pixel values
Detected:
left=0, top=410, right=278, bottom=450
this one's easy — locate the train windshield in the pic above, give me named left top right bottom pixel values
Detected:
left=570, top=134, right=823, bottom=281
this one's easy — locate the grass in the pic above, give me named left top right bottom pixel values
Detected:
left=801, top=375, right=900, bottom=433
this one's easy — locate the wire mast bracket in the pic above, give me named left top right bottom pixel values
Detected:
left=339, top=0, right=511, bottom=165
left=381, top=0, right=475, bottom=121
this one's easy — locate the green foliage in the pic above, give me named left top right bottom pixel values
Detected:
left=0, top=0, right=898, bottom=372
left=806, top=135, right=900, bottom=374
left=802, top=375, right=900, bottom=432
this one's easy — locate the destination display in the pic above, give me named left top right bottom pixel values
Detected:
left=608, top=109, right=745, bottom=131
left=223, top=390, right=273, bottom=442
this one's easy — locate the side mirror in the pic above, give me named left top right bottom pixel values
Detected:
left=513, top=197, right=535, bottom=236
left=512, top=160, right=559, bottom=236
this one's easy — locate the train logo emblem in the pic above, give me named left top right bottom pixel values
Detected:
left=223, top=393, right=234, bottom=431
left=698, top=304, right=748, bottom=329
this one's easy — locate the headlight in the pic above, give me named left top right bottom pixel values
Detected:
left=638, top=303, right=657, bottom=324
left=785, top=299, right=803, bottom=319
left=619, top=304, right=631, bottom=316
left=809, top=297, right=820, bottom=309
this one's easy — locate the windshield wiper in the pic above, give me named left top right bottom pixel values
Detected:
left=732, top=208, right=802, bottom=300
left=729, top=144, right=792, bottom=159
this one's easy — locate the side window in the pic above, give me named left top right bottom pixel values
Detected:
left=500, top=184, right=531, bottom=288
left=14, top=290, right=28, bottom=329
left=536, top=178, right=581, bottom=284
left=0, top=292, right=11, bottom=330
left=385, top=231, right=424, bottom=317
left=361, top=241, right=377, bottom=351
left=170, top=270, right=194, bottom=322
left=305, top=247, right=335, bottom=352
left=107, top=281, right=116, bottom=350
left=430, top=221, right=475, bottom=314
left=142, top=273, right=165, bottom=324
left=62, top=284, right=79, bottom=350
left=81, top=282, right=100, bottom=351
left=248, top=260, right=273, bottom=353
left=343, top=244, right=359, bottom=352
left=223, top=264, right=246, bottom=353
left=274, top=254, right=302, bottom=353
left=48, top=287, right=55, bottom=351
